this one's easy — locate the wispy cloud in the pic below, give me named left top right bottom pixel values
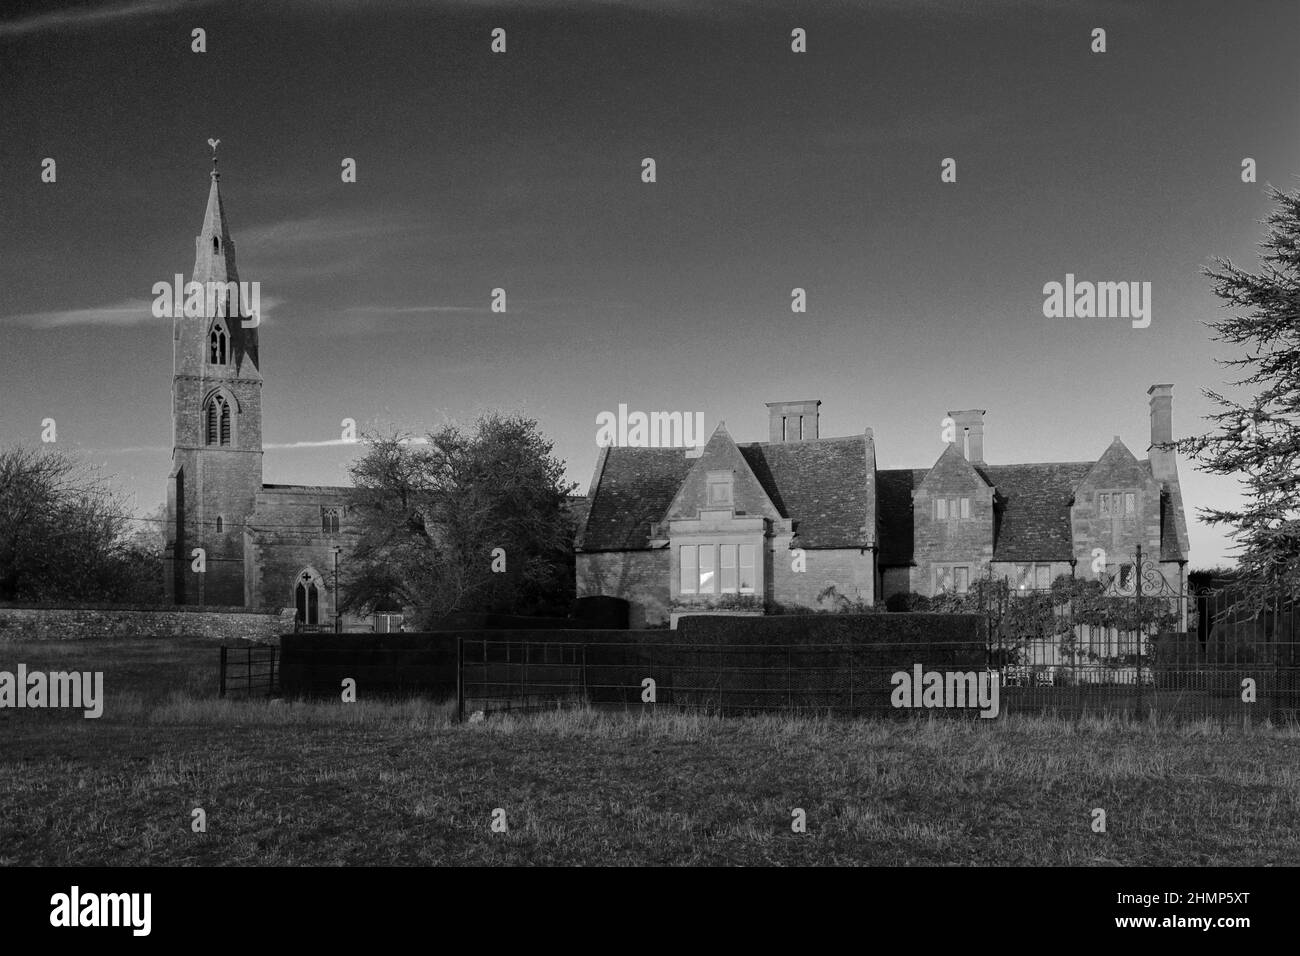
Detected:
left=0, top=0, right=215, bottom=38
left=5, top=299, right=157, bottom=329
left=239, top=216, right=418, bottom=252
left=348, top=305, right=492, bottom=316
left=265, top=436, right=429, bottom=449
left=5, top=295, right=284, bottom=329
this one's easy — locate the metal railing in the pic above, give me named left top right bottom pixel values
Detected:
left=218, top=645, right=280, bottom=698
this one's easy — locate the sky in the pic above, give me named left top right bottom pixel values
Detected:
left=1, top=0, right=1298, bottom=569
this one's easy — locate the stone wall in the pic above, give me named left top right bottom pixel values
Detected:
left=770, top=546, right=875, bottom=608
left=576, top=550, right=671, bottom=626
left=0, top=604, right=295, bottom=642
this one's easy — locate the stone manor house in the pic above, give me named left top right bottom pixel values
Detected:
left=575, top=394, right=1190, bottom=627
left=164, top=163, right=1190, bottom=632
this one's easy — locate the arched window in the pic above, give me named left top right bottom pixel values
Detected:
left=209, top=325, right=228, bottom=365
left=215, top=516, right=224, bottom=533
left=295, top=569, right=323, bottom=626
left=204, top=393, right=232, bottom=446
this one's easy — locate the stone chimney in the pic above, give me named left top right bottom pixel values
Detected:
left=947, top=409, right=986, bottom=464
left=1148, top=384, right=1176, bottom=484
left=766, top=400, right=820, bottom=442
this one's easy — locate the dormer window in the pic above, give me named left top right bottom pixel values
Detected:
left=209, top=323, right=228, bottom=365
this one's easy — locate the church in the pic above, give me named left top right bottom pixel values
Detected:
left=162, top=158, right=375, bottom=630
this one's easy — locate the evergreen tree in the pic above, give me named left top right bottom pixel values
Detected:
left=1174, top=184, right=1300, bottom=595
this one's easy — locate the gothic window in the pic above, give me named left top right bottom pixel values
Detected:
left=209, top=324, right=228, bottom=365
left=204, top=393, right=232, bottom=446
left=295, top=570, right=322, bottom=626
left=321, top=507, right=341, bottom=534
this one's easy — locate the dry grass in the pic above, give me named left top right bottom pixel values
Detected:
left=1, top=636, right=1297, bottom=865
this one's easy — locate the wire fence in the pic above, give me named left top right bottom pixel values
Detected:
left=457, top=627, right=1300, bottom=724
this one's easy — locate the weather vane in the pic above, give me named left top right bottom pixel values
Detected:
left=207, top=138, right=220, bottom=177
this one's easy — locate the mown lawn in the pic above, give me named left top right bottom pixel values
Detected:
left=1, top=637, right=1298, bottom=866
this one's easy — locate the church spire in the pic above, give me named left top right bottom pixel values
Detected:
left=193, top=138, right=236, bottom=286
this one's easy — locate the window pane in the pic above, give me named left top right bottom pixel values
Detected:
left=955, top=567, right=969, bottom=593
left=1035, top=564, right=1051, bottom=589
left=1099, top=493, right=1110, bottom=515
left=720, top=544, right=737, bottom=593
left=1017, top=564, right=1032, bottom=589
left=680, top=546, right=696, bottom=593
left=936, top=498, right=947, bottom=519
left=739, top=545, right=755, bottom=593
left=937, top=567, right=951, bottom=591
left=960, top=497, right=970, bottom=519
left=699, top=545, right=715, bottom=593
left=1124, top=492, right=1135, bottom=514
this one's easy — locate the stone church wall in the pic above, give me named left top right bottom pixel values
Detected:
left=0, top=604, right=295, bottom=642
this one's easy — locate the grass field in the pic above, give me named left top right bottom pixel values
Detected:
left=1, top=636, right=1298, bottom=866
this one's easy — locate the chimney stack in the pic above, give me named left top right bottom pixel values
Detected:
left=766, top=400, right=820, bottom=442
left=1148, top=384, right=1176, bottom=484
left=947, top=409, right=986, bottom=463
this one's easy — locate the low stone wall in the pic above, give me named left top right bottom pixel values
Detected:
left=0, top=604, right=296, bottom=643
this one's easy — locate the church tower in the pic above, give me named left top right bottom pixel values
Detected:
left=163, top=150, right=263, bottom=605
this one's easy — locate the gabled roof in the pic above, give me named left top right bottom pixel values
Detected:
left=978, top=462, right=1094, bottom=561
left=737, top=435, right=874, bottom=549
left=1160, top=482, right=1190, bottom=562
left=1072, top=437, right=1158, bottom=494
left=579, top=434, right=875, bottom=551
left=878, top=462, right=1095, bottom=564
left=919, top=442, right=993, bottom=490
left=579, top=447, right=693, bottom=551
left=663, top=423, right=782, bottom=523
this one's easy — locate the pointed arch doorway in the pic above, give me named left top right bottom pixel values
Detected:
left=294, top=568, right=325, bottom=627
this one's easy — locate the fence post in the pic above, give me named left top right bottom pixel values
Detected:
left=219, top=646, right=227, bottom=698
left=456, top=637, right=464, bottom=723
left=1135, top=543, right=1144, bottom=722
left=848, top=643, right=854, bottom=716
